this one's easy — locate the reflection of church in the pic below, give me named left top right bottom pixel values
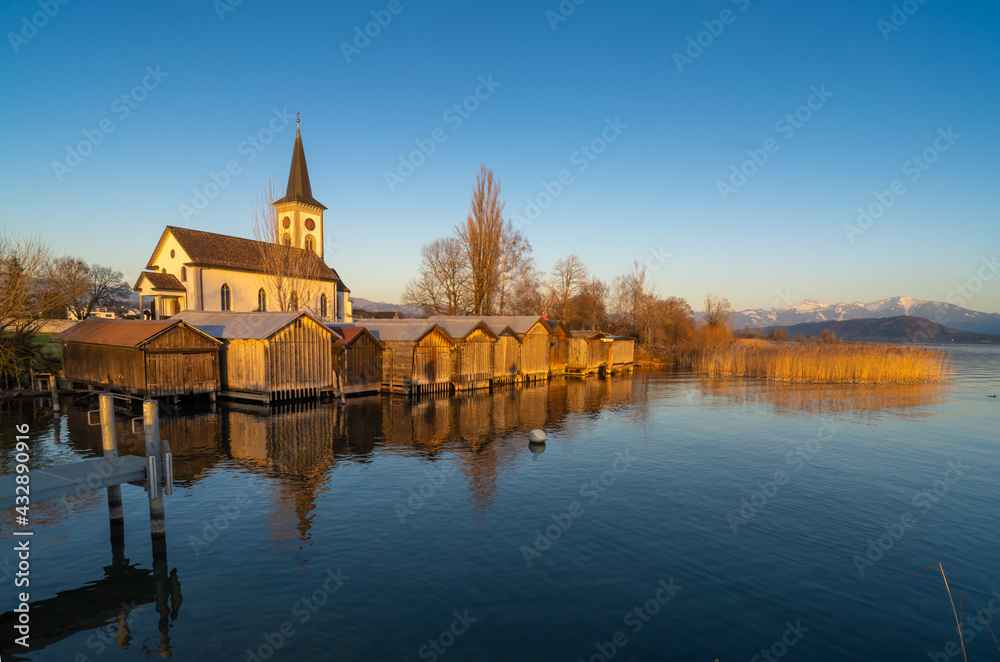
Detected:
left=134, top=124, right=352, bottom=322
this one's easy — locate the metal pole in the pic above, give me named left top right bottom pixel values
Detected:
left=143, top=400, right=166, bottom=556
left=99, top=394, right=124, bottom=544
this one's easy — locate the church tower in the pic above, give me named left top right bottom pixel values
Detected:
left=273, top=123, right=327, bottom=260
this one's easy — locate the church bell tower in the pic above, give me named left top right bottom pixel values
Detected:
left=272, top=121, right=326, bottom=259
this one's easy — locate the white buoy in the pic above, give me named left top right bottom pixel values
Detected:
left=528, top=429, right=546, bottom=444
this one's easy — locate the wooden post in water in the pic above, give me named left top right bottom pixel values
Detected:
left=50, top=374, right=60, bottom=412
left=99, top=394, right=124, bottom=545
left=143, top=400, right=167, bottom=556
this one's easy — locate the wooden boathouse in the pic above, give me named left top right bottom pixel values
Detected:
left=53, top=318, right=221, bottom=398
left=430, top=316, right=551, bottom=383
left=174, top=311, right=335, bottom=403
left=328, top=325, right=384, bottom=396
left=544, top=319, right=570, bottom=376
left=606, top=336, right=636, bottom=374
left=351, top=321, right=455, bottom=395
left=486, top=323, right=521, bottom=385
left=567, top=330, right=608, bottom=376
left=432, top=319, right=498, bottom=391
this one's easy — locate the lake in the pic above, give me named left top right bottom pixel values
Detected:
left=2, top=345, right=998, bottom=661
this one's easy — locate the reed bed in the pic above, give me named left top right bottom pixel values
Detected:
left=686, top=339, right=953, bottom=384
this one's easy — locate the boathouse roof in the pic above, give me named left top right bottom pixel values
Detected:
left=173, top=311, right=333, bottom=341
left=52, top=318, right=220, bottom=348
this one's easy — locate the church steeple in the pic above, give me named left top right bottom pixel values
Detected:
left=272, top=122, right=327, bottom=260
left=274, top=126, right=327, bottom=210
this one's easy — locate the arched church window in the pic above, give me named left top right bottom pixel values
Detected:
left=305, top=235, right=315, bottom=252
left=290, top=291, right=299, bottom=311
left=283, top=233, right=291, bottom=246
left=320, top=294, right=328, bottom=318
left=221, top=284, right=232, bottom=311
left=180, top=266, right=187, bottom=282
left=258, top=288, right=267, bottom=312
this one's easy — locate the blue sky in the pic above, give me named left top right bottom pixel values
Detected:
left=2, top=0, right=998, bottom=312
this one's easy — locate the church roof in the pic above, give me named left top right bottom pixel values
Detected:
left=273, top=127, right=327, bottom=210
left=134, top=271, right=184, bottom=291
left=147, top=226, right=345, bottom=285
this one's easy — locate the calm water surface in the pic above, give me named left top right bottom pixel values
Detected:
left=1, top=345, right=998, bottom=661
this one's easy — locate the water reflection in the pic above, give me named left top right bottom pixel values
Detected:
left=0, top=548, right=182, bottom=660
left=694, top=376, right=949, bottom=418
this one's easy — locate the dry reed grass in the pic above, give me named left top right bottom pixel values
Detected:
left=686, top=339, right=953, bottom=385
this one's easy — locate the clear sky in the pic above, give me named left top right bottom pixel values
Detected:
left=2, top=0, right=998, bottom=313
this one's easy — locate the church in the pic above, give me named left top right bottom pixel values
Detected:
left=135, top=125, right=352, bottom=323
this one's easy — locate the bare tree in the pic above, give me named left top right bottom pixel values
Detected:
left=0, top=234, right=60, bottom=342
left=548, top=254, right=590, bottom=321
left=63, top=260, right=130, bottom=320
left=571, top=278, right=608, bottom=330
left=252, top=182, right=326, bottom=314
left=703, top=294, right=733, bottom=330
left=401, top=237, right=470, bottom=315
left=456, top=165, right=505, bottom=315
left=0, top=233, right=65, bottom=386
left=495, top=221, right=534, bottom=315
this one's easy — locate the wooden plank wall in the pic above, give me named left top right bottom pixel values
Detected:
left=337, top=338, right=382, bottom=394
left=587, top=340, right=609, bottom=373
left=410, top=329, right=452, bottom=395
left=549, top=337, right=568, bottom=375
left=454, top=330, right=493, bottom=391
left=61, top=344, right=145, bottom=393
left=521, top=326, right=550, bottom=382
left=566, top=338, right=590, bottom=373
left=610, top=339, right=635, bottom=369
left=145, top=351, right=219, bottom=396
left=265, top=316, right=333, bottom=401
left=493, top=335, right=520, bottom=384
left=225, top=339, right=267, bottom=393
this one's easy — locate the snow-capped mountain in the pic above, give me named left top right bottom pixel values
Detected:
left=729, top=296, right=1000, bottom=335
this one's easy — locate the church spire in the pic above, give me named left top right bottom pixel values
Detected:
left=274, top=123, right=326, bottom=210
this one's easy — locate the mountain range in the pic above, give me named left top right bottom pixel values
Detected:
left=731, top=297, right=1000, bottom=335
left=766, top=316, right=999, bottom=344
